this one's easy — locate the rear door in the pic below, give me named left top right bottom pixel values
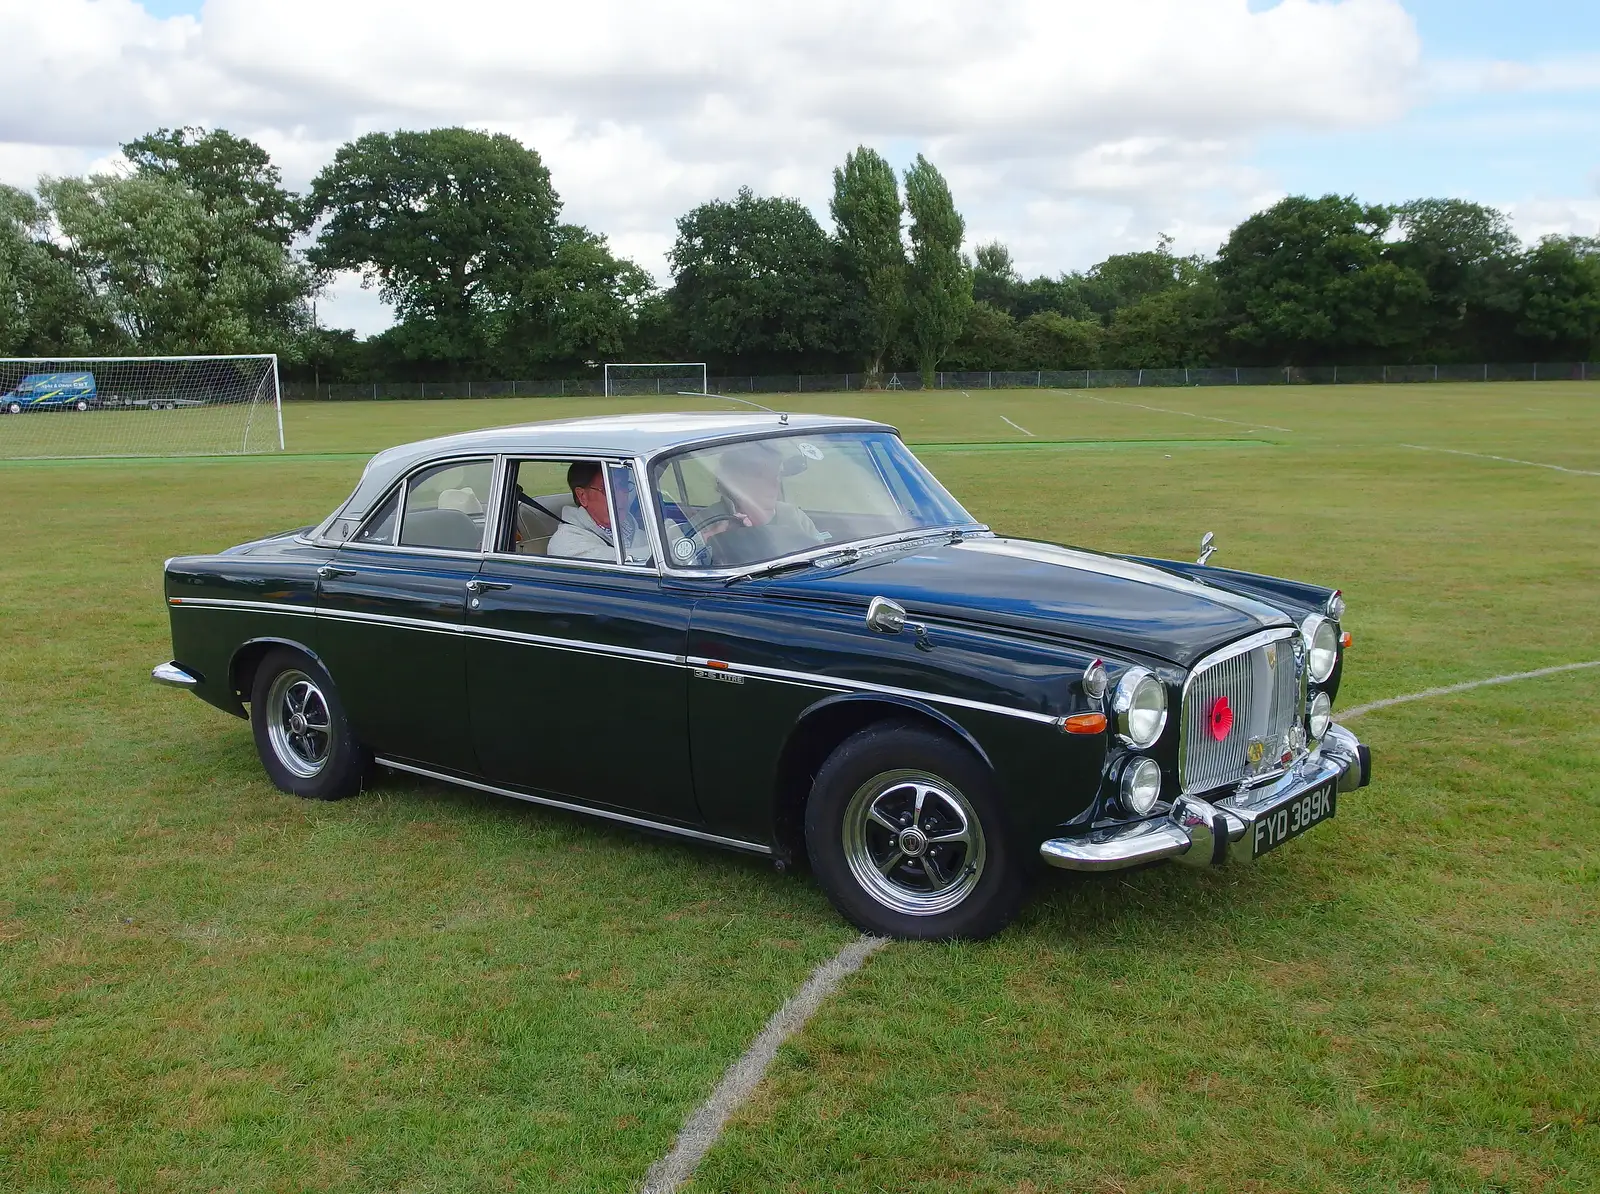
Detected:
left=315, top=456, right=494, bottom=774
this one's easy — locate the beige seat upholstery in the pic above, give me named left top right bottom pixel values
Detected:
left=514, top=492, right=576, bottom=556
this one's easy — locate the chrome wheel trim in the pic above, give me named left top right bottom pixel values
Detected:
left=265, top=669, right=332, bottom=779
left=841, top=768, right=986, bottom=916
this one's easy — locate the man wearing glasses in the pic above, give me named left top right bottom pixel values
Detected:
left=548, top=461, right=652, bottom=563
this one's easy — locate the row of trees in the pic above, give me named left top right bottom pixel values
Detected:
left=3, top=125, right=1598, bottom=380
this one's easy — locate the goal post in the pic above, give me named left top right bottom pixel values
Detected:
left=603, top=362, right=707, bottom=397
left=0, top=354, right=283, bottom=460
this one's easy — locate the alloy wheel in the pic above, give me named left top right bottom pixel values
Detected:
left=841, top=769, right=987, bottom=915
left=265, top=669, right=333, bottom=779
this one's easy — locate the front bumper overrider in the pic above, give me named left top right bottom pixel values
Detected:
left=1039, top=723, right=1371, bottom=873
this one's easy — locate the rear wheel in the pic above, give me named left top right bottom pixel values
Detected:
left=74, top=399, right=89, bottom=412
left=249, top=648, right=367, bottom=800
left=805, top=722, right=1025, bottom=940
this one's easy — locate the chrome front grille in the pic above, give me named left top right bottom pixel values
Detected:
left=1180, top=628, right=1304, bottom=795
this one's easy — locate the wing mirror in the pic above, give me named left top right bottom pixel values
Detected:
left=866, top=596, right=932, bottom=650
left=1197, top=531, right=1217, bottom=566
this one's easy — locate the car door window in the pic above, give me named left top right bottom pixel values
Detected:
left=399, top=459, right=493, bottom=552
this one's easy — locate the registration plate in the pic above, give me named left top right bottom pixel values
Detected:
left=1250, top=782, right=1337, bottom=859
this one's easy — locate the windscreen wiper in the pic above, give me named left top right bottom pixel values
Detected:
left=723, top=546, right=859, bottom=586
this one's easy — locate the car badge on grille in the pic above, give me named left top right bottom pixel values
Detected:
left=1264, top=642, right=1278, bottom=669
left=1247, top=737, right=1267, bottom=766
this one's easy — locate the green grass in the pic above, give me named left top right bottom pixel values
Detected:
left=2, top=383, right=1598, bottom=1191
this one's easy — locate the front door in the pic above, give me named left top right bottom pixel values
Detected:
left=465, top=459, right=699, bottom=826
left=315, top=457, right=494, bottom=774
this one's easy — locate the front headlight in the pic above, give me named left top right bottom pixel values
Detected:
left=1112, top=667, right=1167, bottom=748
left=1307, top=690, right=1332, bottom=740
left=1302, top=614, right=1338, bottom=683
left=1120, top=756, right=1162, bottom=815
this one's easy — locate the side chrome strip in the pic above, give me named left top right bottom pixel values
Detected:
left=470, top=624, right=684, bottom=666
left=169, top=596, right=315, bottom=615
left=373, top=758, right=774, bottom=856
left=685, top=656, right=1062, bottom=725
left=169, top=596, right=684, bottom=665
left=170, top=598, right=1060, bottom=726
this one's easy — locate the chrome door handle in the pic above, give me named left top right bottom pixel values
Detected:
left=318, top=563, right=357, bottom=580
left=465, top=579, right=512, bottom=594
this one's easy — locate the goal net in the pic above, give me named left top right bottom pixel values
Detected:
left=603, top=361, right=707, bottom=397
left=0, top=354, right=282, bottom=460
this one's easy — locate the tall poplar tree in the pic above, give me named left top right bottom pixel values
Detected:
left=903, top=155, right=971, bottom=386
left=830, top=147, right=905, bottom=384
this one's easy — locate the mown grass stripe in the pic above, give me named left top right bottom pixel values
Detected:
left=1341, top=660, right=1600, bottom=719
left=638, top=935, right=889, bottom=1194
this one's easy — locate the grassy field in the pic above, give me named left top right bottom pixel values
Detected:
left=1, top=383, right=1597, bottom=1191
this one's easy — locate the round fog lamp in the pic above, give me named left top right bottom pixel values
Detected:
left=1307, top=690, right=1333, bottom=740
left=1120, top=756, right=1163, bottom=816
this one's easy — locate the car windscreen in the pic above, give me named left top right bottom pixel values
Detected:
left=650, top=431, right=974, bottom=569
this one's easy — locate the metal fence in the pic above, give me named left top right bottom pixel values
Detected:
left=282, top=361, right=1600, bottom=401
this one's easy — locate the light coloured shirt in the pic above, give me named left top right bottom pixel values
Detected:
left=548, top=503, right=653, bottom=564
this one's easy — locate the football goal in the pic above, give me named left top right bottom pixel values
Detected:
left=603, top=362, right=707, bottom=397
left=0, top=354, right=282, bottom=460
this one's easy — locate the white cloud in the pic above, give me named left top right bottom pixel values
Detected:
left=0, top=0, right=1488, bottom=333
left=1505, top=198, right=1600, bottom=243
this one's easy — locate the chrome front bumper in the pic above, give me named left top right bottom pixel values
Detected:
left=1040, top=724, right=1371, bottom=873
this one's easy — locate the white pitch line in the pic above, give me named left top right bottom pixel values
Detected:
left=1341, top=661, right=1600, bottom=720
left=1052, top=389, right=1294, bottom=433
left=1001, top=415, right=1035, bottom=436
left=1399, top=443, right=1600, bottom=476
left=638, top=934, right=889, bottom=1194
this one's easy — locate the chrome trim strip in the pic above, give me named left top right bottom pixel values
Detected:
left=684, top=656, right=1061, bottom=725
left=170, top=599, right=1059, bottom=725
left=169, top=596, right=315, bottom=615
left=374, top=758, right=774, bottom=855
left=471, top=625, right=684, bottom=666
left=169, top=596, right=684, bottom=665
left=481, top=551, right=656, bottom=575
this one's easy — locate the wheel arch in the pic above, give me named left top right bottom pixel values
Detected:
left=230, top=637, right=328, bottom=717
left=771, top=693, right=994, bottom=866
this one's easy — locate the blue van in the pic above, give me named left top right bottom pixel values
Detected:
left=2, top=372, right=98, bottom=414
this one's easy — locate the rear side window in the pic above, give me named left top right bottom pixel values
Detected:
left=398, top=459, right=494, bottom=552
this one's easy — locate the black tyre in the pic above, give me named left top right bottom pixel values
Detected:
left=249, top=647, right=367, bottom=800
left=5, top=401, right=20, bottom=415
left=74, top=399, right=89, bottom=412
left=805, top=722, right=1025, bottom=940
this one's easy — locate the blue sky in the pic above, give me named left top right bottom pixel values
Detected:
left=1257, top=0, right=1600, bottom=220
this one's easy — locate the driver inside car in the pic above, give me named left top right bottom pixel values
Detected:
left=698, top=441, right=827, bottom=565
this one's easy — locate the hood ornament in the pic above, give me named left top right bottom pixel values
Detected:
left=1197, top=530, right=1217, bottom=566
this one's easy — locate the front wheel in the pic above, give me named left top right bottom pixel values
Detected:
left=249, top=648, right=367, bottom=800
left=805, top=722, right=1025, bottom=940
left=74, top=399, right=89, bottom=412
left=5, top=402, right=20, bottom=415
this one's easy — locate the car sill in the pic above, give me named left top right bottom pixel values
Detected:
left=373, top=757, right=774, bottom=856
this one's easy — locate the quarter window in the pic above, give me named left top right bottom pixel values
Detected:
left=352, top=489, right=400, bottom=545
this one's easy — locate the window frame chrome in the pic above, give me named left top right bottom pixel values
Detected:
left=483, top=452, right=665, bottom=576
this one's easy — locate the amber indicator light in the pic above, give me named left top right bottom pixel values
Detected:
left=1061, top=713, right=1108, bottom=735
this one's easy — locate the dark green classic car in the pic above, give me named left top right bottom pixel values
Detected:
left=153, top=412, right=1371, bottom=939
